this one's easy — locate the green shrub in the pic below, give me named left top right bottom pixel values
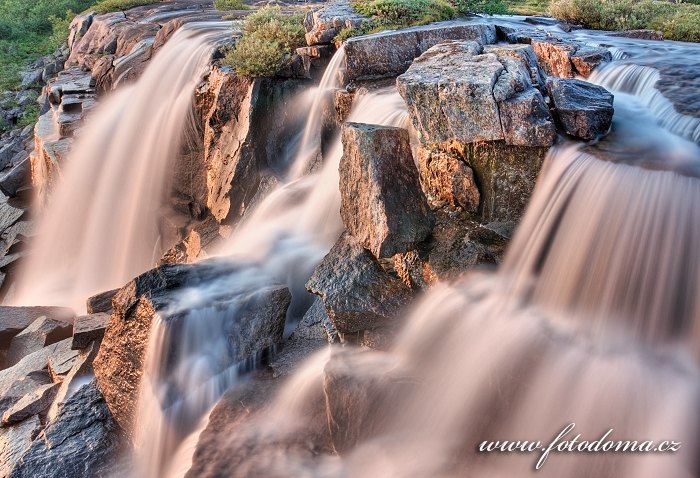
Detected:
left=352, top=0, right=455, bottom=26
left=549, top=0, right=700, bottom=41
left=90, top=0, right=155, bottom=13
left=214, top=0, right=247, bottom=11
left=456, top=0, right=509, bottom=15
left=223, top=6, right=306, bottom=77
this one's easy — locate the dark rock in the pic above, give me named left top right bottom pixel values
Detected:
left=394, top=212, right=510, bottom=288
left=546, top=77, right=614, bottom=140
left=6, top=316, right=73, bottom=368
left=570, top=46, right=612, bottom=78
left=416, top=148, right=480, bottom=212
left=46, top=344, right=96, bottom=423
left=93, top=260, right=291, bottom=437
left=1, top=382, right=59, bottom=426
left=0, top=339, right=74, bottom=398
left=71, top=313, right=110, bottom=350
left=8, top=381, right=126, bottom=478
left=0, top=157, right=29, bottom=198
left=343, top=21, right=497, bottom=81
left=306, top=233, right=413, bottom=336
left=0, top=416, right=42, bottom=476
left=86, top=288, right=119, bottom=314
left=340, top=122, right=433, bottom=258
left=0, top=307, right=74, bottom=350
left=0, top=371, right=52, bottom=418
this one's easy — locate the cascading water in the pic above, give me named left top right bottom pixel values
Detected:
left=12, top=23, right=231, bottom=310
left=133, top=78, right=410, bottom=476
left=151, top=29, right=700, bottom=478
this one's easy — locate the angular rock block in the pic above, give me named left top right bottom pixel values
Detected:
left=397, top=41, right=555, bottom=149
left=71, top=313, right=110, bottom=350
left=86, top=288, right=119, bottom=314
left=306, top=233, right=413, bottom=336
left=6, top=316, right=73, bottom=368
left=340, top=122, right=433, bottom=258
left=344, top=21, right=497, bottom=81
left=546, top=78, right=614, bottom=140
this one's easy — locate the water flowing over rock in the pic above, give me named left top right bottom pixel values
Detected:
left=340, top=122, right=433, bottom=258
left=93, top=260, right=291, bottom=438
left=306, top=233, right=413, bottom=338
left=344, top=21, right=497, bottom=81
left=546, top=77, right=614, bottom=140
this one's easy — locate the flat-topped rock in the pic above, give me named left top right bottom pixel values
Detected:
left=86, top=288, right=119, bottom=314
left=6, top=316, right=73, bottom=367
left=1, top=382, right=59, bottom=426
left=344, top=21, right=497, bottom=81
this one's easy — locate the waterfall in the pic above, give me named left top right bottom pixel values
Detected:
left=133, top=51, right=410, bottom=474
left=590, top=63, right=700, bottom=144
left=12, top=23, right=231, bottom=310
left=168, top=30, right=700, bottom=478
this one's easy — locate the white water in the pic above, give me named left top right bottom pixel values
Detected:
left=13, top=24, right=231, bottom=310
left=161, top=28, right=700, bottom=478
left=133, top=76, right=410, bottom=475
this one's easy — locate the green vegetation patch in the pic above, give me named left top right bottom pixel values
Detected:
left=222, top=6, right=306, bottom=77
left=549, top=0, right=700, bottom=42
left=91, top=0, right=156, bottom=13
left=214, top=0, right=248, bottom=11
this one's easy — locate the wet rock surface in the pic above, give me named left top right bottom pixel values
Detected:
left=306, top=233, right=413, bottom=338
left=93, top=259, right=291, bottom=437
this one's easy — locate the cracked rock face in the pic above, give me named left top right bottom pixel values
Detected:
left=397, top=41, right=556, bottom=150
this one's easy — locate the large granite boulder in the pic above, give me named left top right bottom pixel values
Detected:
left=340, top=122, right=433, bottom=258
left=343, top=21, right=497, bottom=81
left=397, top=41, right=555, bottom=149
left=306, top=233, right=413, bottom=338
left=546, top=77, right=614, bottom=140
left=93, top=260, right=291, bottom=438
